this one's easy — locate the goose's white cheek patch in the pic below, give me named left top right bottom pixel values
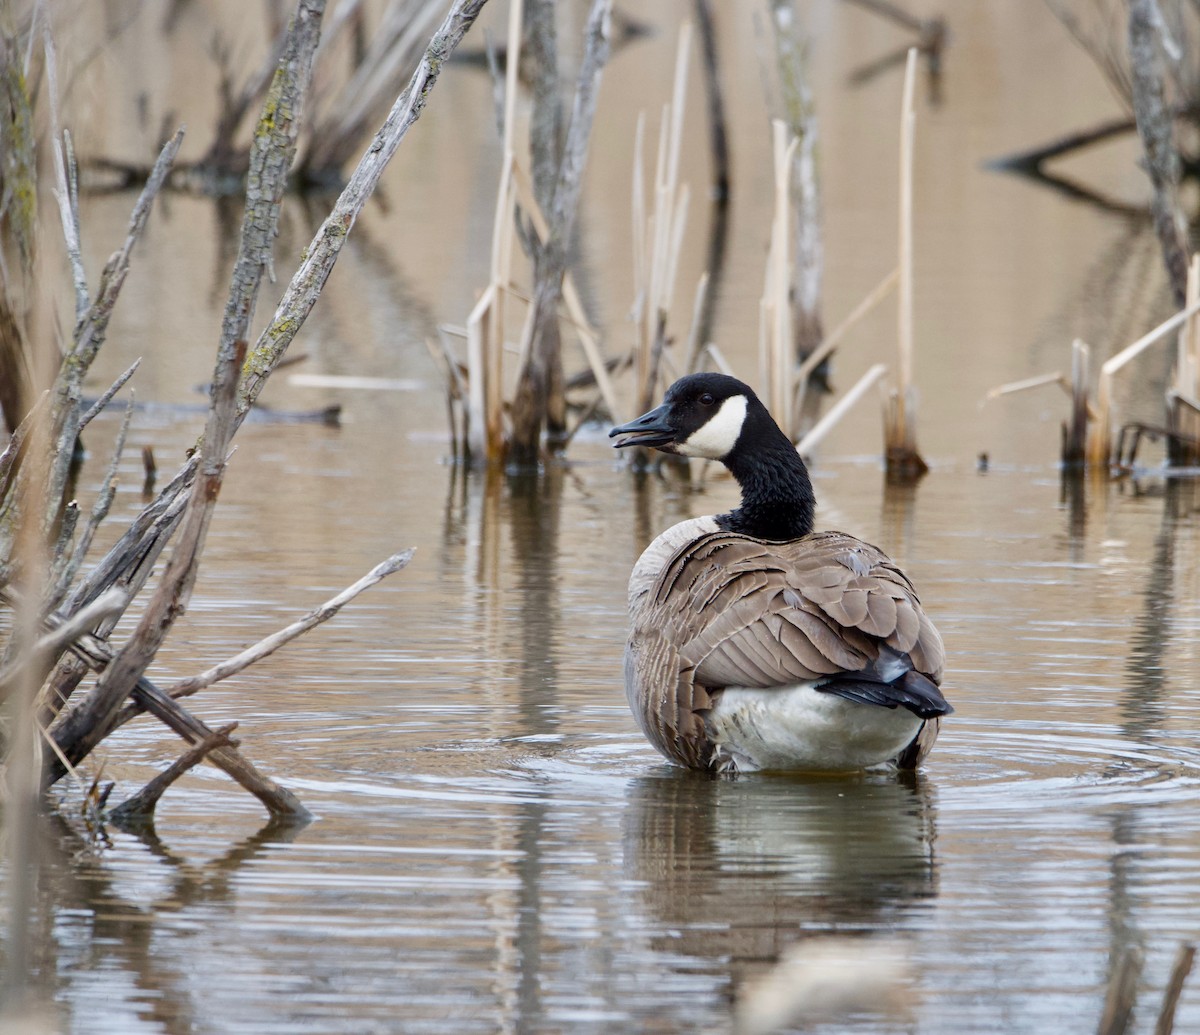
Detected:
left=678, top=395, right=748, bottom=458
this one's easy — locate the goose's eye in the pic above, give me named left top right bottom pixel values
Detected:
left=699, top=393, right=715, bottom=406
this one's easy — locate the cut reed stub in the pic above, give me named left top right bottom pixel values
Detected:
left=884, top=386, right=928, bottom=480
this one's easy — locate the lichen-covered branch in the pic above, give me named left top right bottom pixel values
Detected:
left=1128, top=0, right=1189, bottom=304
left=238, top=0, right=491, bottom=418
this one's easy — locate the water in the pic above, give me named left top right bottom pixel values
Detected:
left=10, top=1, right=1200, bottom=1032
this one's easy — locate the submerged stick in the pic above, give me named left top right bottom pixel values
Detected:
left=109, top=724, right=239, bottom=824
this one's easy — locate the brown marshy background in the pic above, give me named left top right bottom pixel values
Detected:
left=3, top=1, right=1200, bottom=1033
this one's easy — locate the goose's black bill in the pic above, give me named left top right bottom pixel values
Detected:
left=610, top=404, right=676, bottom=449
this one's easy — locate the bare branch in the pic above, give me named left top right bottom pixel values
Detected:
left=239, top=0, right=491, bottom=416
left=0, top=588, right=127, bottom=698
left=109, top=723, right=239, bottom=824
left=166, top=549, right=415, bottom=699
left=42, top=26, right=89, bottom=325
left=49, top=393, right=134, bottom=609
left=78, top=358, right=140, bottom=430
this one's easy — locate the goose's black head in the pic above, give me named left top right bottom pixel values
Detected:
left=609, top=373, right=762, bottom=460
left=610, top=373, right=815, bottom=540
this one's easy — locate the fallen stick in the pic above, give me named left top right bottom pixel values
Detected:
left=109, top=723, right=239, bottom=824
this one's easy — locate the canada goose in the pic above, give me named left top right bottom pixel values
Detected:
left=609, top=372, right=950, bottom=773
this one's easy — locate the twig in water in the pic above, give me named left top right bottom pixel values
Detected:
left=109, top=724, right=239, bottom=825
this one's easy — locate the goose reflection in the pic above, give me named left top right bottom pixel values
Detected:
left=622, top=771, right=938, bottom=976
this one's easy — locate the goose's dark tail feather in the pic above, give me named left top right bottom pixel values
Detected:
left=817, top=646, right=952, bottom=720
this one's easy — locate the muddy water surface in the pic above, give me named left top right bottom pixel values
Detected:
left=16, top=1, right=1200, bottom=1033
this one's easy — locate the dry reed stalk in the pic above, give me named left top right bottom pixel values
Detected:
left=793, top=267, right=898, bottom=414
left=1087, top=296, right=1200, bottom=467
left=986, top=372, right=1069, bottom=401
left=1064, top=338, right=1090, bottom=465
left=795, top=363, right=888, bottom=456
left=464, top=0, right=523, bottom=464
left=509, top=160, right=623, bottom=422
left=760, top=119, right=799, bottom=436
left=702, top=342, right=736, bottom=376
left=630, top=23, right=692, bottom=416
left=683, top=271, right=710, bottom=374
left=885, top=48, right=926, bottom=477
left=1168, top=254, right=1200, bottom=464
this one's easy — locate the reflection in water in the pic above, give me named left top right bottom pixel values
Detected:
left=1122, top=501, right=1174, bottom=741
left=622, top=771, right=937, bottom=993
left=506, top=468, right=564, bottom=737
left=26, top=812, right=305, bottom=1034
left=880, top=475, right=919, bottom=568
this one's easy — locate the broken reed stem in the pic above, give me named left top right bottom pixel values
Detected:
left=761, top=119, right=798, bottom=436
left=109, top=723, right=239, bottom=824
left=986, top=372, right=1068, bottom=400
left=42, top=28, right=88, bottom=327
left=1168, top=255, right=1200, bottom=465
left=894, top=47, right=917, bottom=453
left=795, top=268, right=898, bottom=393
left=464, top=0, right=521, bottom=464
left=1088, top=294, right=1200, bottom=467
left=1063, top=338, right=1090, bottom=465
left=796, top=363, right=888, bottom=456
left=632, top=23, right=691, bottom=418
left=702, top=342, right=736, bottom=376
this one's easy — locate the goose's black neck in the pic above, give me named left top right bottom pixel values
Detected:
left=715, top=404, right=815, bottom=541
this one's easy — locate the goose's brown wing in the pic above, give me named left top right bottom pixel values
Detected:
left=626, top=529, right=945, bottom=768
left=644, top=529, right=944, bottom=691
